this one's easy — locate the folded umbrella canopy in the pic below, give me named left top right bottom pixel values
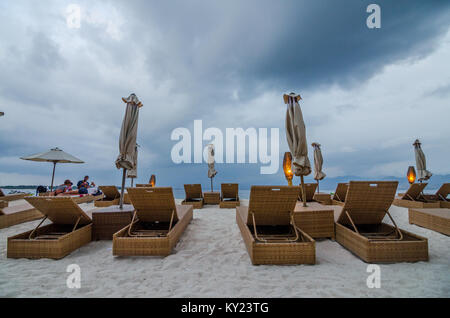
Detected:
left=413, top=139, right=432, bottom=182
left=284, top=93, right=311, bottom=207
left=116, top=94, right=143, bottom=208
left=312, top=142, right=326, bottom=193
left=126, top=143, right=138, bottom=186
left=20, top=147, right=84, bottom=191
left=207, top=144, right=218, bottom=191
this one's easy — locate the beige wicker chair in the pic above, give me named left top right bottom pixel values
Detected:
left=236, top=186, right=315, bottom=265
left=113, top=187, right=193, bottom=256
left=393, top=183, right=440, bottom=208
left=220, top=183, right=240, bottom=208
left=7, top=197, right=92, bottom=259
left=299, top=183, right=318, bottom=202
left=181, top=184, right=204, bottom=209
left=423, top=183, right=450, bottom=208
left=95, top=186, right=121, bottom=207
left=332, top=183, right=348, bottom=206
left=0, top=202, right=43, bottom=229
left=335, top=181, right=428, bottom=263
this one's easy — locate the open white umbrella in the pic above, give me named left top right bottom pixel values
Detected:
left=126, top=143, right=138, bottom=187
left=312, top=142, right=326, bottom=193
left=284, top=92, right=311, bottom=207
left=116, top=94, right=142, bottom=208
left=207, top=144, right=218, bottom=192
left=20, top=147, right=84, bottom=191
left=413, top=139, right=432, bottom=182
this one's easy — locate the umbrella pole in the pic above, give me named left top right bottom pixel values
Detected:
left=317, top=180, right=320, bottom=194
left=300, top=176, right=307, bottom=207
left=131, top=178, right=134, bottom=187
left=50, top=162, right=57, bottom=192
left=210, top=177, right=213, bottom=192
left=119, top=168, right=126, bottom=209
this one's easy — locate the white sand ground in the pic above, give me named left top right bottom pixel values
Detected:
left=0, top=199, right=449, bottom=298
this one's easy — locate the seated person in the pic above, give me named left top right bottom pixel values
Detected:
left=54, top=180, right=74, bottom=196
left=77, top=175, right=96, bottom=194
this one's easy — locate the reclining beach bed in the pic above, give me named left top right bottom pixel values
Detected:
left=113, top=187, right=193, bottom=256
left=335, top=181, right=428, bottom=263
left=332, top=183, right=348, bottom=206
left=393, top=183, right=440, bottom=208
left=181, top=184, right=204, bottom=209
left=94, top=186, right=121, bottom=207
left=422, top=183, right=450, bottom=208
left=0, top=202, right=43, bottom=229
left=298, top=183, right=318, bottom=202
left=236, top=186, right=315, bottom=265
left=219, top=183, right=240, bottom=208
left=40, top=192, right=104, bottom=204
left=7, top=197, right=92, bottom=259
left=0, top=189, right=28, bottom=202
left=409, top=208, right=450, bottom=236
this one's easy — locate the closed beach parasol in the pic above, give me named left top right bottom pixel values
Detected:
left=312, top=142, right=326, bottom=193
left=20, top=147, right=84, bottom=191
left=126, top=143, right=139, bottom=187
left=284, top=92, right=311, bottom=207
left=413, top=139, right=432, bottom=182
left=116, top=93, right=143, bottom=208
left=207, top=144, right=218, bottom=191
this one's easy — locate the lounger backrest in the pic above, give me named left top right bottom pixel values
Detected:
left=184, top=184, right=203, bottom=199
left=332, top=183, right=348, bottom=201
left=337, top=181, right=398, bottom=225
left=136, top=184, right=151, bottom=187
left=127, top=187, right=178, bottom=223
left=436, top=183, right=450, bottom=201
left=98, top=186, right=120, bottom=200
left=401, top=183, right=427, bottom=201
left=221, top=183, right=239, bottom=199
left=299, top=183, right=318, bottom=202
left=25, top=197, right=91, bottom=225
left=247, top=186, right=301, bottom=226
left=0, top=189, right=4, bottom=196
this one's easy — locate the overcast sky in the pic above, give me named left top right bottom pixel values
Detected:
left=1, top=0, right=449, bottom=188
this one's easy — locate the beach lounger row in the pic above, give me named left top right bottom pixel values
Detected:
left=181, top=183, right=240, bottom=208
left=393, top=183, right=449, bottom=208
left=5, top=181, right=436, bottom=265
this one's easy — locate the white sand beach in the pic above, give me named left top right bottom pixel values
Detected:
left=0, top=199, right=449, bottom=298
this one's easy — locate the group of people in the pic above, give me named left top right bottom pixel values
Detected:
left=54, top=175, right=97, bottom=196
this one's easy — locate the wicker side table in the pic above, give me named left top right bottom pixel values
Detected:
left=203, top=192, right=220, bottom=205
left=92, top=205, right=133, bottom=240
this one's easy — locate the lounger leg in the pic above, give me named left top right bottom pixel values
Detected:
left=384, top=210, right=403, bottom=241
left=29, top=216, right=48, bottom=240
left=345, top=210, right=360, bottom=235
left=127, top=210, right=139, bottom=237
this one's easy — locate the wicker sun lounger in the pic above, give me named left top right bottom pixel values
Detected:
left=113, top=187, right=193, bottom=256
left=7, top=197, right=92, bottom=259
left=335, top=181, right=428, bottom=263
left=0, top=202, right=43, bottom=229
left=94, top=186, right=121, bottom=207
left=236, top=186, right=315, bottom=265
left=219, top=183, right=240, bottom=208
left=0, top=189, right=28, bottom=202
left=332, top=183, right=348, bottom=206
left=39, top=192, right=105, bottom=204
left=298, top=183, right=318, bottom=202
left=393, top=183, right=440, bottom=208
left=409, top=208, right=450, bottom=236
left=422, top=183, right=450, bottom=208
left=181, top=184, right=204, bottom=209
